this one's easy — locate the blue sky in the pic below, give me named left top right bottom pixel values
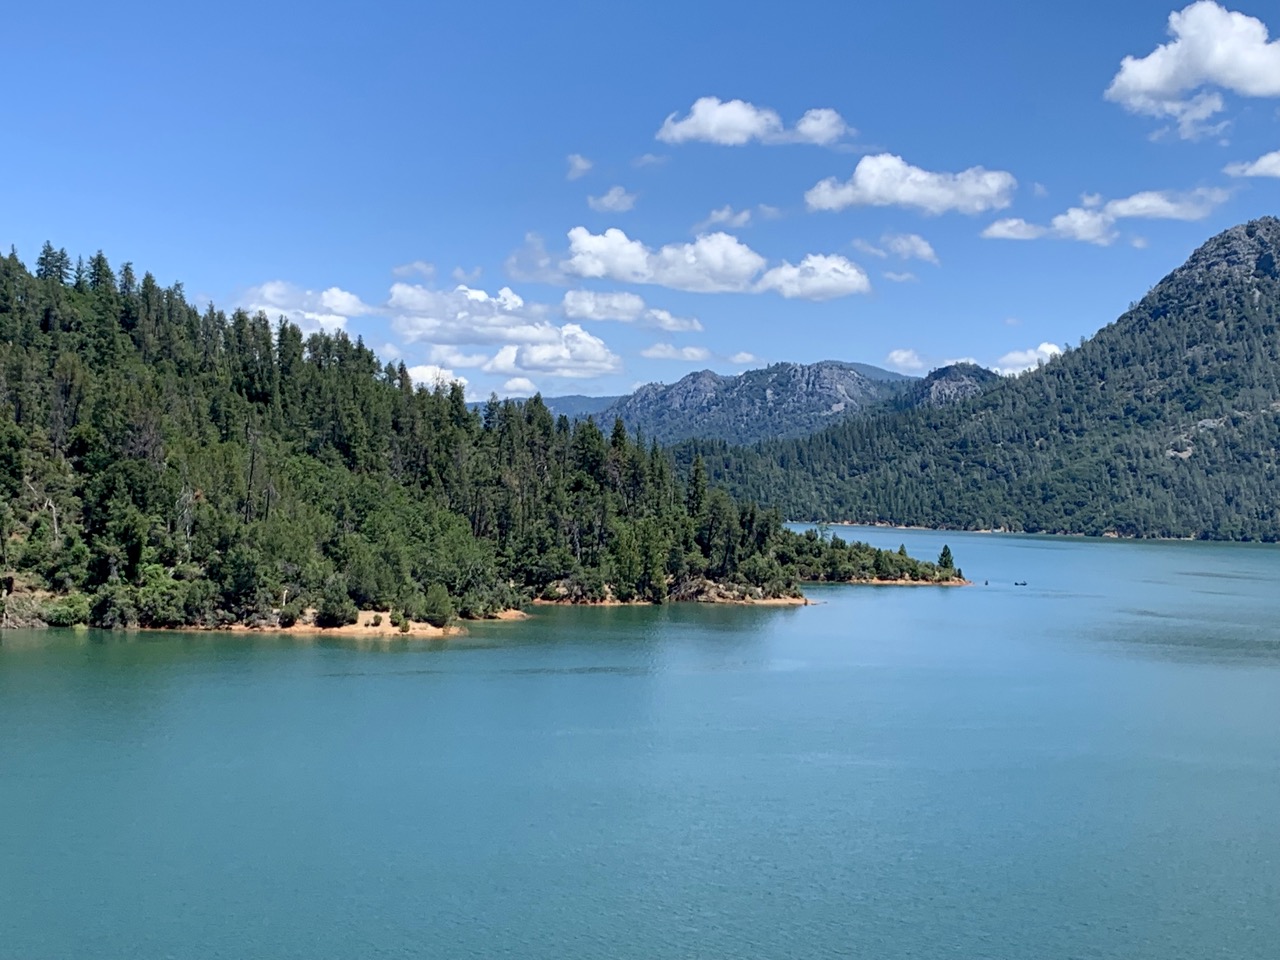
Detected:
left=4, top=0, right=1280, bottom=397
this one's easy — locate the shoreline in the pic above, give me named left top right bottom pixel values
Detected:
left=799, top=520, right=1243, bottom=543
left=531, top=595, right=812, bottom=608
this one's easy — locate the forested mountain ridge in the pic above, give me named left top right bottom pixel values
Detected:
left=597, top=360, right=918, bottom=445
left=693, top=217, right=1280, bottom=540
left=0, top=244, right=958, bottom=630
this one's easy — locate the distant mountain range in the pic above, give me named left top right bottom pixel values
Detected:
left=694, top=216, right=1280, bottom=540
left=529, top=360, right=997, bottom=445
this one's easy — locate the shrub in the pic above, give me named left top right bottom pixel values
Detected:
left=371, top=613, right=383, bottom=627
left=421, top=582, right=453, bottom=628
left=315, top=578, right=358, bottom=628
left=40, top=593, right=91, bottom=627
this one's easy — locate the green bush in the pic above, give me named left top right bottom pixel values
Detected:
left=371, top=613, right=383, bottom=627
left=91, top=584, right=137, bottom=629
left=41, top=593, right=91, bottom=627
left=315, top=578, right=358, bottom=628
left=421, top=582, right=453, bottom=628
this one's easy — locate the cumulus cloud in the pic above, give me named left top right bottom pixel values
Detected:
left=729, top=351, right=759, bottom=364
left=995, top=342, right=1062, bottom=374
left=503, top=377, right=538, bottom=396
left=563, top=227, right=763, bottom=292
left=1225, top=148, right=1280, bottom=176
left=238, top=281, right=376, bottom=333
left=883, top=232, right=939, bottom=264
left=693, top=205, right=752, bottom=232
left=588, top=185, right=637, bottom=213
left=392, top=260, right=435, bottom=279
left=641, top=343, right=712, bottom=361
left=482, top=324, right=620, bottom=379
left=561, top=289, right=702, bottom=331
left=807, top=153, right=1017, bottom=215
left=1105, top=2, right=1280, bottom=139
left=982, top=187, right=1228, bottom=245
left=388, top=283, right=562, bottom=345
left=757, top=255, right=872, bottom=299
left=981, top=218, right=1048, bottom=240
left=562, top=227, right=869, bottom=300
left=657, top=96, right=852, bottom=146
left=428, top=344, right=488, bottom=368
left=408, top=364, right=468, bottom=390
left=885, top=348, right=925, bottom=373
left=567, top=153, right=593, bottom=180
left=504, top=233, right=565, bottom=284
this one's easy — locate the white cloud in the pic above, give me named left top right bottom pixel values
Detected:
left=408, top=364, right=468, bottom=390
left=480, top=325, right=620, bottom=379
left=883, top=232, right=939, bottom=264
left=1033, top=182, right=1050, bottom=198
left=563, top=227, right=765, bottom=293
left=561, top=290, right=703, bottom=331
left=1106, top=2, right=1280, bottom=139
left=884, top=271, right=918, bottom=283
left=641, top=343, right=712, bottom=361
left=1131, top=236, right=1150, bottom=249
left=729, top=351, right=758, bottom=364
left=452, top=266, right=482, bottom=283
left=995, top=342, right=1062, bottom=374
left=239, top=280, right=375, bottom=333
left=1105, top=187, right=1228, bottom=219
left=981, top=218, right=1048, bottom=240
left=378, top=342, right=403, bottom=361
left=563, top=289, right=647, bottom=322
left=562, top=227, right=870, bottom=301
left=852, top=239, right=887, bottom=257
left=503, top=377, right=538, bottom=396
left=1050, top=207, right=1119, bottom=246
left=567, top=153, right=593, bottom=180
left=504, top=233, right=565, bottom=284
left=983, top=188, right=1228, bottom=245
left=392, top=260, right=435, bottom=279
left=693, top=205, right=752, bottom=232
left=807, top=153, right=1017, bottom=215
left=633, top=153, right=668, bottom=167
left=428, top=344, right=488, bottom=367
left=389, top=282, right=562, bottom=345
left=885, top=348, right=925, bottom=373
left=656, top=96, right=852, bottom=146
left=757, top=254, right=872, bottom=300
left=1225, top=148, right=1280, bottom=176
left=757, top=204, right=783, bottom=219
left=645, top=309, right=702, bottom=332
left=588, top=185, right=637, bottom=213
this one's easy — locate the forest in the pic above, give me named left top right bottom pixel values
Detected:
left=0, top=244, right=958, bottom=630
left=687, top=218, right=1280, bottom=541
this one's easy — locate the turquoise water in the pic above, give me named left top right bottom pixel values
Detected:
left=2, top=528, right=1280, bottom=959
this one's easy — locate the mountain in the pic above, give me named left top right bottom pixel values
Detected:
left=695, top=217, right=1280, bottom=540
left=538, top=394, right=623, bottom=419
left=895, top=362, right=1003, bottom=409
left=597, top=360, right=920, bottom=445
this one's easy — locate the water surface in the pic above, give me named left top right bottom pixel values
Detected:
left=3, top=529, right=1279, bottom=959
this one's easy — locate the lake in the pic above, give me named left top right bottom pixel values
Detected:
left=2, top=528, right=1279, bottom=959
